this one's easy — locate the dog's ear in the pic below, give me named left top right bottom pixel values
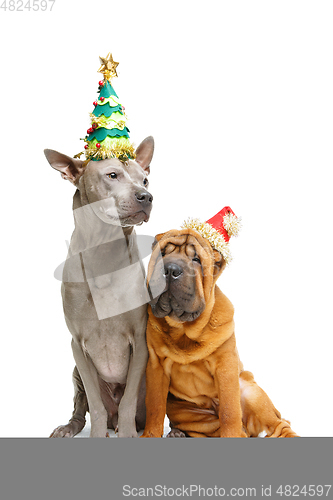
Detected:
left=213, top=250, right=226, bottom=278
left=152, top=232, right=165, bottom=250
left=44, top=149, right=85, bottom=185
left=135, top=136, right=154, bottom=174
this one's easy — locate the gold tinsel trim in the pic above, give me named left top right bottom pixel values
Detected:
left=89, top=114, right=127, bottom=130
left=223, top=212, right=242, bottom=237
left=116, top=120, right=126, bottom=130
left=181, top=218, right=232, bottom=264
left=85, top=141, right=136, bottom=162
left=72, top=153, right=92, bottom=167
left=90, top=113, right=108, bottom=127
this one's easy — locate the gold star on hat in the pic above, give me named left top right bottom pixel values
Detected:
left=98, top=52, right=119, bottom=82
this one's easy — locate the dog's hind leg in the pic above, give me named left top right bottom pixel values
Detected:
left=50, top=365, right=88, bottom=438
left=239, top=371, right=298, bottom=437
left=166, top=397, right=221, bottom=437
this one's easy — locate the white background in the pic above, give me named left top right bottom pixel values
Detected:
left=0, top=0, right=332, bottom=437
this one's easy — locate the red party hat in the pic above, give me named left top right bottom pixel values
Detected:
left=181, top=206, right=241, bottom=264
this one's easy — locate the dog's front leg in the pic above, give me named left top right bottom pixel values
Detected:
left=71, top=339, right=108, bottom=437
left=214, top=333, right=245, bottom=438
left=117, top=333, right=148, bottom=437
left=141, top=350, right=171, bottom=438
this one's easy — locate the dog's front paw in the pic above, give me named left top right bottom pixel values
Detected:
left=140, top=428, right=163, bottom=438
left=220, top=426, right=247, bottom=438
left=118, top=429, right=138, bottom=438
left=116, top=422, right=138, bottom=438
left=167, top=428, right=186, bottom=438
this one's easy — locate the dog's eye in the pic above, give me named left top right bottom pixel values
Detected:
left=107, top=173, right=117, bottom=179
left=143, top=178, right=148, bottom=186
left=193, top=257, right=201, bottom=264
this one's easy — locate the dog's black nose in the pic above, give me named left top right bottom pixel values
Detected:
left=135, top=189, right=153, bottom=205
left=163, top=262, right=183, bottom=279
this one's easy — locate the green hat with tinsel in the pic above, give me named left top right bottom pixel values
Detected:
left=79, top=53, right=136, bottom=162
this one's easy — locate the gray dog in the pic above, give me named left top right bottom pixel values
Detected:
left=45, top=136, right=154, bottom=437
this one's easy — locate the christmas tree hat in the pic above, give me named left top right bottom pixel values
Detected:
left=80, top=53, right=135, bottom=162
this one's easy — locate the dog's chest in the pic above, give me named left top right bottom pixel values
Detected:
left=62, top=283, right=133, bottom=383
left=169, top=361, right=218, bottom=402
left=81, top=326, right=132, bottom=384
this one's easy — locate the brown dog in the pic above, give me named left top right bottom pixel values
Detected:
left=141, top=228, right=297, bottom=438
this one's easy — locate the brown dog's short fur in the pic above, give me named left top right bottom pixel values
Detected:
left=141, top=229, right=297, bottom=438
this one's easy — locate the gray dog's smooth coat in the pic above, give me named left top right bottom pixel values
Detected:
left=45, top=137, right=154, bottom=437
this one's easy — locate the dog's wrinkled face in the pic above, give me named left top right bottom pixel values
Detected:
left=148, top=229, right=226, bottom=323
left=81, top=158, right=153, bottom=226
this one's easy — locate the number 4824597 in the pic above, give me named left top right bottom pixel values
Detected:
left=276, top=484, right=332, bottom=497
left=0, top=0, right=55, bottom=11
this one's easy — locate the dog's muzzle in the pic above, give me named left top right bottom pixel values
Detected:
left=148, top=257, right=205, bottom=322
